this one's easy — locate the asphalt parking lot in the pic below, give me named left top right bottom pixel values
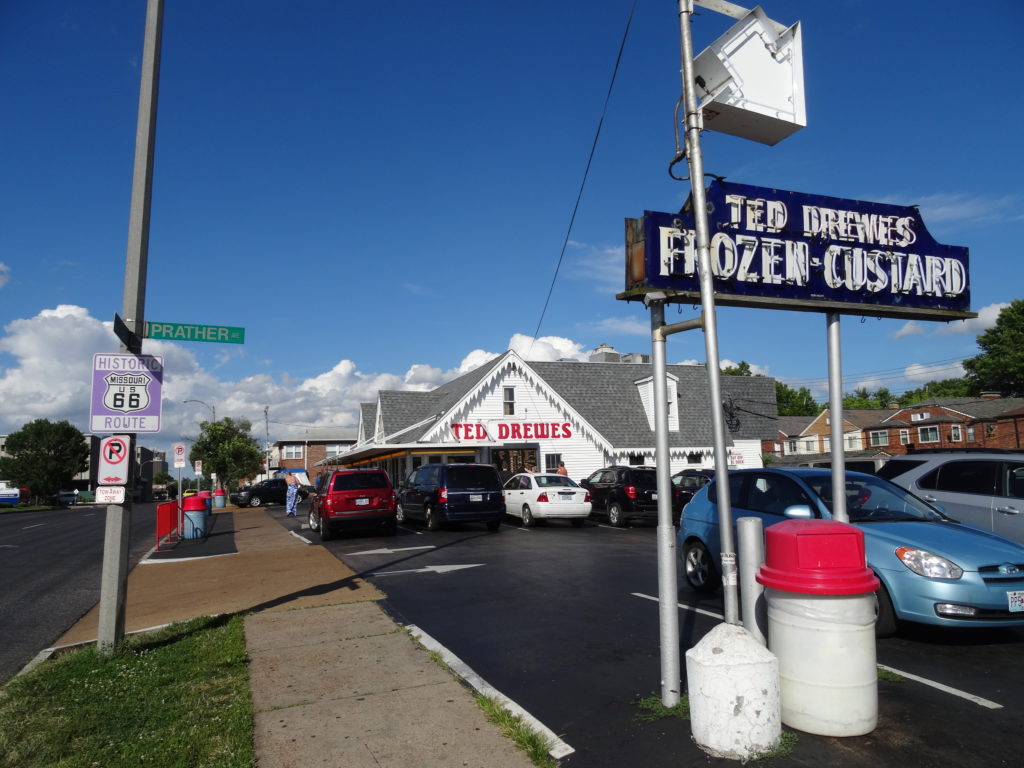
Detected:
left=282, top=511, right=1024, bottom=767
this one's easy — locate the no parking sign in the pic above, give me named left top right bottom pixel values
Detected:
left=98, top=435, right=131, bottom=485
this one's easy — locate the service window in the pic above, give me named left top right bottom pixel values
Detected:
left=920, top=460, right=998, bottom=494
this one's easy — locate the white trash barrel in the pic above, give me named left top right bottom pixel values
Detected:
left=756, top=519, right=880, bottom=737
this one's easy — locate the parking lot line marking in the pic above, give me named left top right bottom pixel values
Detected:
left=290, top=531, right=313, bottom=545
left=876, top=664, right=1003, bottom=709
left=633, top=593, right=1006, bottom=711
left=633, top=592, right=726, bottom=621
left=408, top=624, right=575, bottom=759
left=597, top=524, right=629, bottom=531
left=22, top=523, right=45, bottom=530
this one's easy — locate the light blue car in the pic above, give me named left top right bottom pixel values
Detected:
left=678, top=467, right=1024, bottom=635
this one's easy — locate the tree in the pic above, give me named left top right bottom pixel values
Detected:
left=188, top=418, right=263, bottom=491
left=721, top=361, right=755, bottom=377
left=963, top=299, right=1024, bottom=397
left=899, top=377, right=976, bottom=405
left=775, top=381, right=819, bottom=416
left=0, top=419, right=90, bottom=502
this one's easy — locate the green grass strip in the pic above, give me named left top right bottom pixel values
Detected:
left=475, top=695, right=558, bottom=768
left=0, top=615, right=254, bottom=768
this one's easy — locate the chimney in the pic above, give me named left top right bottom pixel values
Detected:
left=887, top=402, right=899, bottom=409
left=981, top=392, right=1002, bottom=400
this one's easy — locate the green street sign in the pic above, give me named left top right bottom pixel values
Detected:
left=144, top=321, right=245, bottom=344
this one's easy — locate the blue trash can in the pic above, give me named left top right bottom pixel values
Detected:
left=183, top=496, right=207, bottom=539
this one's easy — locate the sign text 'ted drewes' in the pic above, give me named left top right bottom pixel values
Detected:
left=625, top=180, right=972, bottom=320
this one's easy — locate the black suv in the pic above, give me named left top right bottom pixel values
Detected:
left=580, top=466, right=684, bottom=526
left=397, top=463, right=504, bottom=531
left=230, top=478, right=308, bottom=508
left=309, top=468, right=397, bottom=541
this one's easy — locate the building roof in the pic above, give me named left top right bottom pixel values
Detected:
left=898, top=396, right=1024, bottom=420
left=369, top=354, right=777, bottom=449
left=776, top=416, right=814, bottom=437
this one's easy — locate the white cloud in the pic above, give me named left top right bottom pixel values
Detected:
left=934, top=302, right=1009, bottom=335
left=904, top=360, right=965, bottom=382
left=893, top=320, right=924, bottom=339
left=567, top=242, right=622, bottom=293
left=0, top=262, right=9, bottom=288
left=911, top=193, right=1019, bottom=227
left=586, top=315, right=649, bottom=336
left=507, top=333, right=588, bottom=362
left=0, top=308, right=604, bottom=458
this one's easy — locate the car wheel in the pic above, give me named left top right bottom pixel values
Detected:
left=319, top=516, right=334, bottom=542
left=425, top=505, right=441, bottom=531
left=396, top=503, right=406, bottom=523
left=521, top=505, right=534, bottom=528
left=486, top=519, right=501, bottom=532
left=249, top=495, right=263, bottom=508
left=875, top=582, right=898, bottom=638
left=308, top=509, right=319, bottom=532
left=608, top=502, right=626, bottom=528
left=683, top=540, right=720, bottom=593
left=570, top=518, right=585, bottom=528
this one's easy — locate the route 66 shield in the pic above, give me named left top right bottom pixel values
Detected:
left=103, top=372, right=152, bottom=413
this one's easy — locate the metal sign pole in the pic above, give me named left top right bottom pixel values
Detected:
left=98, top=0, right=163, bottom=655
left=677, top=0, right=739, bottom=625
left=827, top=313, right=849, bottom=522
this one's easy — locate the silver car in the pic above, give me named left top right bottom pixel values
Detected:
left=877, top=452, right=1024, bottom=544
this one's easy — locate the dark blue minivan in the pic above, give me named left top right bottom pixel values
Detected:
left=396, top=463, right=504, bottom=531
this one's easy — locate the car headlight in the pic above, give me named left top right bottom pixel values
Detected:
left=895, top=547, right=963, bottom=579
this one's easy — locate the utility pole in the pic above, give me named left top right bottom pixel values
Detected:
left=264, top=406, right=271, bottom=480
left=98, top=0, right=163, bottom=655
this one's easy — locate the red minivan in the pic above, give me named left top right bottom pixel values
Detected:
left=309, top=468, right=397, bottom=541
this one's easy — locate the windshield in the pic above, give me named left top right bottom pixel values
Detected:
left=803, top=474, right=947, bottom=523
left=535, top=475, right=580, bottom=488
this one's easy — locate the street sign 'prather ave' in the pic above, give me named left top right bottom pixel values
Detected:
left=90, top=353, right=163, bottom=433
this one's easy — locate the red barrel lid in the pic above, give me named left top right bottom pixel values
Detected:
left=198, top=490, right=212, bottom=499
left=756, top=519, right=879, bottom=595
left=213, top=489, right=225, bottom=496
left=182, top=496, right=206, bottom=511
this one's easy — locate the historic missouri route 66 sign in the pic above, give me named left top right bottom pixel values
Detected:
left=90, top=353, right=163, bottom=433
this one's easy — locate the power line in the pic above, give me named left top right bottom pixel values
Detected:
left=527, top=0, right=637, bottom=356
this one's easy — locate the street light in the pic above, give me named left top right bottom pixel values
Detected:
left=183, top=399, right=216, bottom=422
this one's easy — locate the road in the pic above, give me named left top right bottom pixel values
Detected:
left=0, top=503, right=155, bottom=684
left=290, top=513, right=1024, bottom=768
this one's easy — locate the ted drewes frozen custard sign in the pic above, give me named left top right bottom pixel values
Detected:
left=623, top=180, right=973, bottom=320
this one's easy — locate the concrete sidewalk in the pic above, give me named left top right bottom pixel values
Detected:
left=57, top=506, right=535, bottom=768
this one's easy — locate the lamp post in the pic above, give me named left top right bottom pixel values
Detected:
left=183, top=399, right=216, bottom=423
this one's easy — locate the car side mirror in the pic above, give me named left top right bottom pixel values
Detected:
left=783, top=504, right=814, bottom=519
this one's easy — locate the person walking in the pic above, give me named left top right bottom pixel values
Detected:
left=284, top=473, right=300, bottom=517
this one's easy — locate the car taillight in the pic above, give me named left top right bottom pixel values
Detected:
left=537, top=492, right=549, bottom=503
left=439, top=487, right=448, bottom=503
left=584, top=492, right=591, bottom=502
left=625, top=485, right=637, bottom=499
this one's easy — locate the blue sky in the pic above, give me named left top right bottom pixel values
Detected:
left=1, top=0, right=1021, bottom=461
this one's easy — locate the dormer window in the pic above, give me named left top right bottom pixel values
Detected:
left=911, top=412, right=930, bottom=422
left=635, top=375, right=679, bottom=431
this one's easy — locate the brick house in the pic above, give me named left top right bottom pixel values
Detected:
left=274, top=431, right=358, bottom=488
left=864, top=396, right=1024, bottom=455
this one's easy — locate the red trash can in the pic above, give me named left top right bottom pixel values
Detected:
left=756, top=519, right=879, bottom=737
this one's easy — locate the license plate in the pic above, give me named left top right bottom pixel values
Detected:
left=470, top=494, right=482, bottom=502
left=652, top=493, right=658, bottom=501
left=559, top=493, right=573, bottom=500
left=1010, top=590, right=1024, bottom=612
left=355, top=498, right=369, bottom=506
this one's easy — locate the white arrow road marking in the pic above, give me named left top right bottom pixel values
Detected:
left=349, top=545, right=436, bottom=556
left=372, top=563, right=484, bottom=577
